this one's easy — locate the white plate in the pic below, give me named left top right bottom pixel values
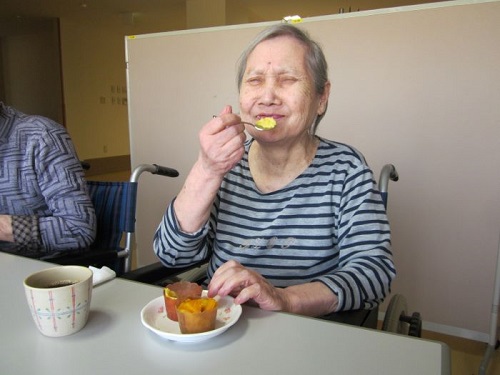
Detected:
left=140, top=292, right=242, bottom=343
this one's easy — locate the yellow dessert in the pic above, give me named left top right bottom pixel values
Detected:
left=177, top=298, right=218, bottom=334
left=255, top=117, right=277, bottom=130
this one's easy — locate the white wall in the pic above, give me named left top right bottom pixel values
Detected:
left=59, top=8, right=186, bottom=159
left=126, top=0, right=500, bottom=340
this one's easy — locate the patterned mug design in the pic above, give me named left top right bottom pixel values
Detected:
left=24, top=266, right=93, bottom=337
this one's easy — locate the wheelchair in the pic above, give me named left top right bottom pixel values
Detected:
left=46, top=163, right=179, bottom=276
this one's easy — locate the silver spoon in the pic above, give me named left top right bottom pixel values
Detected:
left=240, top=121, right=266, bottom=131
left=213, top=115, right=277, bottom=131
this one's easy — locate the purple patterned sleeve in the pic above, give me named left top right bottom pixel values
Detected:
left=0, top=103, right=96, bottom=256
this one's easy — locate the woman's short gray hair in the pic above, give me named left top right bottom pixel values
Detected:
left=236, top=24, right=329, bottom=132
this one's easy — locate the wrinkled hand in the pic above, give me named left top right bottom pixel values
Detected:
left=207, top=260, right=290, bottom=312
left=198, top=105, right=246, bottom=178
left=0, top=215, right=14, bottom=242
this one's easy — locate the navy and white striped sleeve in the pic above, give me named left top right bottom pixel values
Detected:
left=312, top=163, right=395, bottom=311
left=153, top=198, right=211, bottom=267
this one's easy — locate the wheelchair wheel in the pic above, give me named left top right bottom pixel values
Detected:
left=408, top=312, right=423, bottom=337
left=382, top=294, right=409, bottom=335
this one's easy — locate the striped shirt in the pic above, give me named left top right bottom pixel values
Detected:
left=0, top=103, right=96, bottom=257
left=154, top=138, right=395, bottom=311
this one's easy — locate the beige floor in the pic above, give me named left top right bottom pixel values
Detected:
left=421, top=330, right=499, bottom=375
left=374, top=317, right=499, bottom=375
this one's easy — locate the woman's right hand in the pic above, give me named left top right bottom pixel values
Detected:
left=172, top=105, right=246, bottom=234
left=198, top=105, right=246, bottom=178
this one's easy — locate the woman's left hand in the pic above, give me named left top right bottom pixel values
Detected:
left=207, top=260, right=290, bottom=311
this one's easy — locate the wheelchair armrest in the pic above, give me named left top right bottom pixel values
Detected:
left=42, top=249, right=118, bottom=267
left=321, top=307, right=379, bottom=329
left=120, top=260, right=208, bottom=285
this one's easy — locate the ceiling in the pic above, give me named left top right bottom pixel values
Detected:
left=0, top=0, right=445, bottom=21
left=0, top=0, right=317, bottom=37
left=0, top=0, right=184, bottom=19
left=0, top=0, right=450, bottom=38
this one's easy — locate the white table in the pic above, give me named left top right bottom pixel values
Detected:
left=0, top=253, right=450, bottom=374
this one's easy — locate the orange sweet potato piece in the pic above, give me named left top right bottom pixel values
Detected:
left=163, top=281, right=202, bottom=321
left=177, top=298, right=218, bottom=334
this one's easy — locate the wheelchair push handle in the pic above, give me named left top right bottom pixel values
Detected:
left=152, top=164, right=179, bottom=177
left=378, top=164, right=399, bottom=193
left=130, top=163, right=179, bottom=183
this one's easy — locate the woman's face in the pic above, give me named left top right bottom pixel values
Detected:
left=239, top=35, right=329, bottom=141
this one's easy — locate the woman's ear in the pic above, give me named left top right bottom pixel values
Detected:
left=318, top=81, right=331, bottom=116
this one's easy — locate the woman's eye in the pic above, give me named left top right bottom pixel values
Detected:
left=246, top=77, right=263, bottom=85
left=280, top=76, right=298, bottom=84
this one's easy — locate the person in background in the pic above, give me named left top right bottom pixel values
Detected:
left=0, top=101, right=96, bottom=258
left=153, top=24, right=395, bottom=319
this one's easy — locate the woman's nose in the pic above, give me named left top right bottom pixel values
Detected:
left=258, top=81, right=279, bottom=105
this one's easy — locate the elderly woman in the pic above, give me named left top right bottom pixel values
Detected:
left=154, top=24, right=395, bottom=320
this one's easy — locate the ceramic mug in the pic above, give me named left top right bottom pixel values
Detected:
left=23, top=265, right=93, bottom=337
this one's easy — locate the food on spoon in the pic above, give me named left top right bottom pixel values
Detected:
left=163, top=281, right=202, bottom=321
left=177, top=298, right=218, bottom=334
left=255, top=117, right=277, bottom=130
